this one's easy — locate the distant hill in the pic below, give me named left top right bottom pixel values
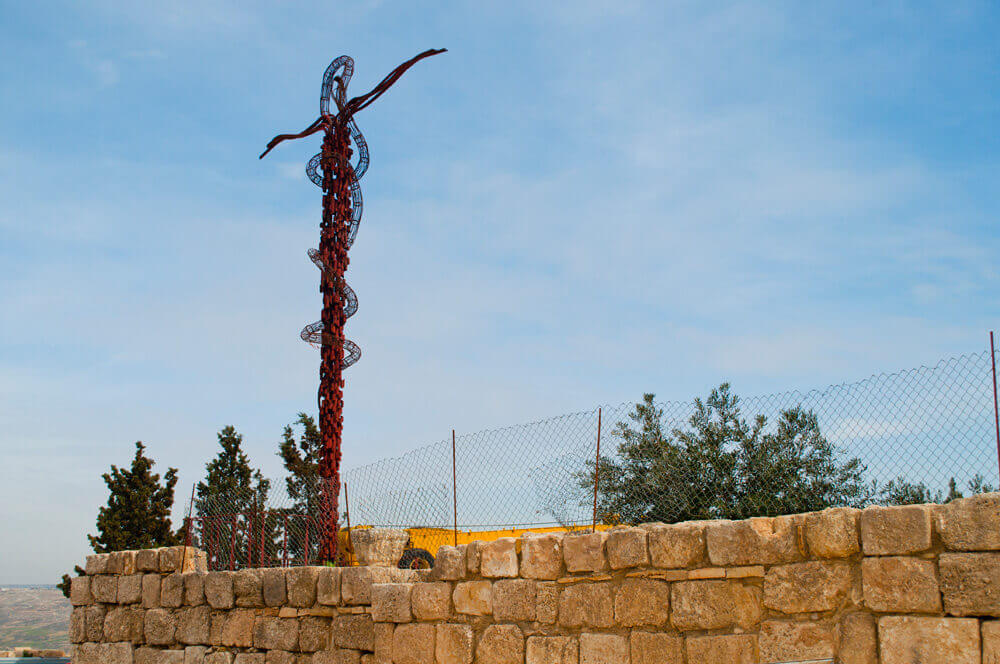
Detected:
left=0, top=588, right=71, bottom=652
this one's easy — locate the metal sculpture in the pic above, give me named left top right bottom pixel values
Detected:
left=261, top=49, right=445, bottom=561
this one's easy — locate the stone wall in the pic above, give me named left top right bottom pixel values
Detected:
left=71, top=492, right=1000, bottom=663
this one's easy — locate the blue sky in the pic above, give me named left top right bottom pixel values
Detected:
left=1, top=1, right=998, bottom=583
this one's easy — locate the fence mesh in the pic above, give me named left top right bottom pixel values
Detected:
left=189, top=349, right=1000, bottom=570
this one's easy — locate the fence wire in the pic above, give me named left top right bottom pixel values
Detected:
left=191, top=349, right=1000, bottom=569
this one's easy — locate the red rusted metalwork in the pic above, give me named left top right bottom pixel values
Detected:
left=261, top=49, right=446, bottom=563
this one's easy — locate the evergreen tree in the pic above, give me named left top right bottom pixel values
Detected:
left=89, top=441, right=180, bottom=552
left=584, top=386, right=871, bottom=524
left=277, top=413, right=325, bottom=563
left=195, top=426, right=274, bottom=569
left=61, top=441, right=179, bottom=596
left=278, top=413, right=322, bottom=512
left=196, top=426, right=271, bottom=510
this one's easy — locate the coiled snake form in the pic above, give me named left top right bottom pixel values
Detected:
left=260, top=50, right=445, bottom=559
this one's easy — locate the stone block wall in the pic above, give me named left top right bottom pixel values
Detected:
left=72, top=492, right=1000, bottom=663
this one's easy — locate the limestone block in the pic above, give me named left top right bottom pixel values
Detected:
left=160, top=547, right=184, bottom=573
left=106, top=642, right=136, bottom=664
left=493, top=579, right=536, bottom=622
left=861, top=556, right=941, bottom=612
left=184, top=646, right=208, bottom=664
left=205, top=571, right=235, bottom=609
left=431, top=545, right=465, bottom=581
left=606, top=528, right=649, bottom=569
left=670, top=580, right=760, bottom=631
left=205, top=653, right=234, bottom=664
left=465, top=540, right=481, bottom=575
left=936, top=491, right=1000, bottom=551
left=234, top=569, right=264, bottom=607
left=71, top=576, right=92, bottom=606
left=579, top=633, right=627, bottom=664
left=316, top=567, right=340, bottom=606
left=86, top=553, right=110, bottom=576
left=299, top=616, right=331, bottom=652
left=133, top=646, right=159, bottom=664
left=233, top=655, right=265, bottom=664
left=108, top=550, right=138, bottom=575
left=341, top=567, right=372, bottom=605
left=73, top=643, right=100, bottom=664
left=332, top=614, right=374, bottom=651
left=706, top=515, right=802, bottom=566
left=136, top=549, right=160, bottom=572
left=527, top=635, right=578, bottom=664
left=264, top=567, right=290, bottom=607
left=535, top=582, right=558, bottom=624
left=104, top=606, right=145, bottom=643
left=162, top=573, right=185, bottom=608
left=184, top=573, right=206, bottom=606
left=160, top=546, right=204, bottom=573
left=142, top=573, right=161, bottom=608
left=685, top=634, right=757, bottom=664
left=210, top=609, right=255, bottom=648
left=805, top=507, right=860, bottom=558
left=520, top=534, right=563, bottom=579
left=877, top=616, right=980, bottom=664
left=481, top=538, right=519, bottom=578
left=350, top=528, right=409, bottom=567
left=984, top=621, right=1000, bottom=664
left=287, top=566, right=322, bottom=607
left=644, top=522, right=704, bottom=569
left=614, top=578, right=669, bottom=627
left=558, top=583, right=613, bottom=629
left=391, top=623, right=435, bottom=664
left=562, top=531, right=607, bottom=573
left=838, top=613, right=877, bottom=664
left=145, top=608, right=177, bottom=645
left=263, top=652, right=294, bottom=664
left=859, top=504, right=931, bottom=555
left=92, top=574, right=118, bottom=603
left=452, top=580, right=492, bottom=616
left=119, top=574, right=143, bottom=604
left=70, top=607, right=86, bottom=643
left=476, top=624, right=524, bottom=664
left=176, top=606, right=211, bottom=645
left=374, top=622, right=394, bottom=662
left=763, top=560, right=851, bottom=613
left=372, top=583, right=413, bottom=623
left=321, top=651, right=360, bottom=664
left=629, top=632, right=682, bottom=664
left=254, top=616, right=299, bottom=651
left=411, top=581, right=451, bottom=620
left=759, top=620, right=834, bottom=662
left=143, top=647, right=186, bottom=664
left=940, top=552, right=1000, bottom=617
left=84, top=605, right=106, bottom=641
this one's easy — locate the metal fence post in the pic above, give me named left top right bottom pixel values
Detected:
left=991, top=331, right=1000, bottom=487
left=592, top=407, right=602, bottom=531
left=452, top=429, right=458, bottom=547
left=181, top=484, right=195, bottom=573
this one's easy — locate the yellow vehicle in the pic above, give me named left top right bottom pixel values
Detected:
left=338, top=524, right=613, bottom=569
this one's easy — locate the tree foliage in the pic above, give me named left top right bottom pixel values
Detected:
left=197, top=425, right=271, bottom=513
left=881, top=474, right=995, bottom=505
left=61, top=441, right=179, bottom=596
left=278, top=412, right=322, bottom=514
left=587, top=386, right=871, bottom=524
left=196, top=426, right=274, bottom=568
left=89, top=441, right=180, bottom=552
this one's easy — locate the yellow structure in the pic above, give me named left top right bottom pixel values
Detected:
left=338, top=524, right=613, bottom=567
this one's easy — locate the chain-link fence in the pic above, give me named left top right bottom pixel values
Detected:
left=190, top=348, right=1000, bottom=570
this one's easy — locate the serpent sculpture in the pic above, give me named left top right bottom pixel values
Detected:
left=260, top=50, right=445, bottom=562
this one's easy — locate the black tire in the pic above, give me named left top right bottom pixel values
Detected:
left=398, top=547, right=435, bottom=569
